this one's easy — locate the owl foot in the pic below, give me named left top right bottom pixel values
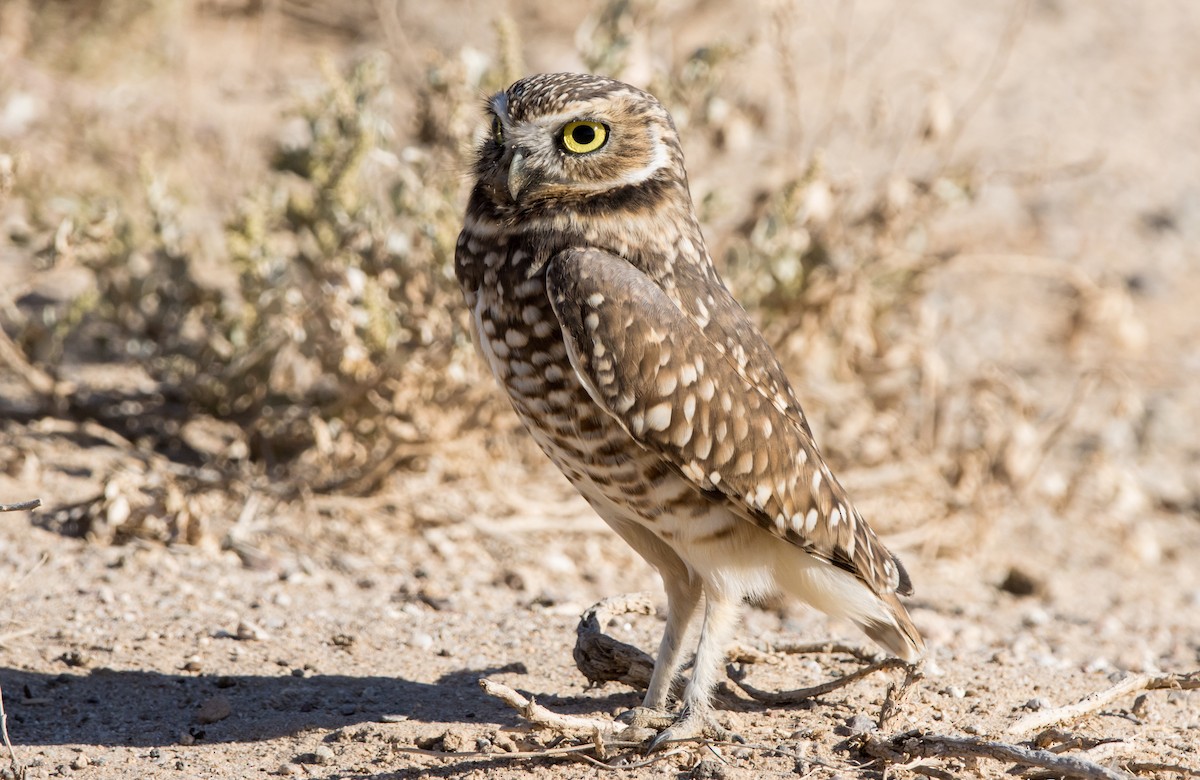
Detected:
left=613, top=706, right=673, bottom=743
left=617, top=705, right=676, bottom=731
left=643, top=706, right=743, bottom=753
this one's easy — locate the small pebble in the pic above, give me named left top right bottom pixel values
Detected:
left=70, top=754, right=90, bottom=770
left=197, top=695, right=233, bottom=724
left=237, top=620, right=268, bottom=641
left=440, top=728, right=471, bottom=752
left=690, top=758, right=727, bottom=780
left=312, top=746, right=335, bottom=766
left=844, top=714, right=877, bottom=735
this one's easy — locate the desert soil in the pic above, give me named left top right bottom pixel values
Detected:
left=2, top=2, right=1199, bottom=779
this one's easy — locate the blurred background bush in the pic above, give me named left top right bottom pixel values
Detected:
left=1, top=0, right=1195, bottom=551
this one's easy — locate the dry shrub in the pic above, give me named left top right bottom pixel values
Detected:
left=3, top=51, right=494, bottom=491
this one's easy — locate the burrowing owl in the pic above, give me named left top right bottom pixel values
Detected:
left=455, top=73, right=923, bottom=748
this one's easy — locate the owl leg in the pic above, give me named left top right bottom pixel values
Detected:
left=598, top=515, right=702, bottom=714
left=617, top=570, right=702, bottom=732
left=643, top=571, right=702, bottom=709
left=647, top=589, right=743, bottom=751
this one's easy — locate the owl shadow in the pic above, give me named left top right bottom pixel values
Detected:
left=0, top=663, right=537, bottom=748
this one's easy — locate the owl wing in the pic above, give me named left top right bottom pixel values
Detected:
left=546, top=248, right=911, bottom=598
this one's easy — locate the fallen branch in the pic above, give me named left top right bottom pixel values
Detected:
left=573, top=593, right=657, bottom=690
left=862, top=731, right=1133, bottom=780
left=728, top=658, right=908, bottom=705
left=479, top=678, right=629, bottom=736
left=0, top=499, right=41, bottom=513
left=1008, top=671, right=1200, bottom=735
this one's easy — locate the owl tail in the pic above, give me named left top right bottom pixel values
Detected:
left=856, top=591, right=925, bottom=663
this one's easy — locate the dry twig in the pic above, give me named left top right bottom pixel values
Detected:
left=475, top=679, right=702, bottom=770
left=392, top=740, right=688, bottom=772
left=729, top=658, right=908, bottom=705
left=479, top=678, right=628, bottom=736
left=862, top=731, right=1133, bottom=780
left=1121, top=761, right=1200, bottom=778
left=0, top=682, right=24, bottom=780
left=1008, top=671, right=1200, bottom=735
left=763, top=640, right=882, bottom=663
left=878, top=662, right=924, bottom=730
left=0, top=499, right=40, bottom=513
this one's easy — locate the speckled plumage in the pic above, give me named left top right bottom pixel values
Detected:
left=455, top=73, right=923, bottom=746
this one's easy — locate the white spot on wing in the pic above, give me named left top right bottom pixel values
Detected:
left=645, top=402, right=672, bottom=432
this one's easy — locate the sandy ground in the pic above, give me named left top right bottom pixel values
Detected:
left=2, top=1, right=1200, bottom=778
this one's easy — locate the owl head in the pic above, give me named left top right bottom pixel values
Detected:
left=472, top=73, right=686, bottom=214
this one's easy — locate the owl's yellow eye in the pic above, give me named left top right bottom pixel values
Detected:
left=561, top=120, right=608, bottom=154
left=491, top=115, right=504, bottom=145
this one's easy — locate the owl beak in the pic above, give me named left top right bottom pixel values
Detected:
left=506, top=150, right=532, bottom=201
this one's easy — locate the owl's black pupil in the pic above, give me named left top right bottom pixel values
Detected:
left=572, top=125, right=596, bottom=145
